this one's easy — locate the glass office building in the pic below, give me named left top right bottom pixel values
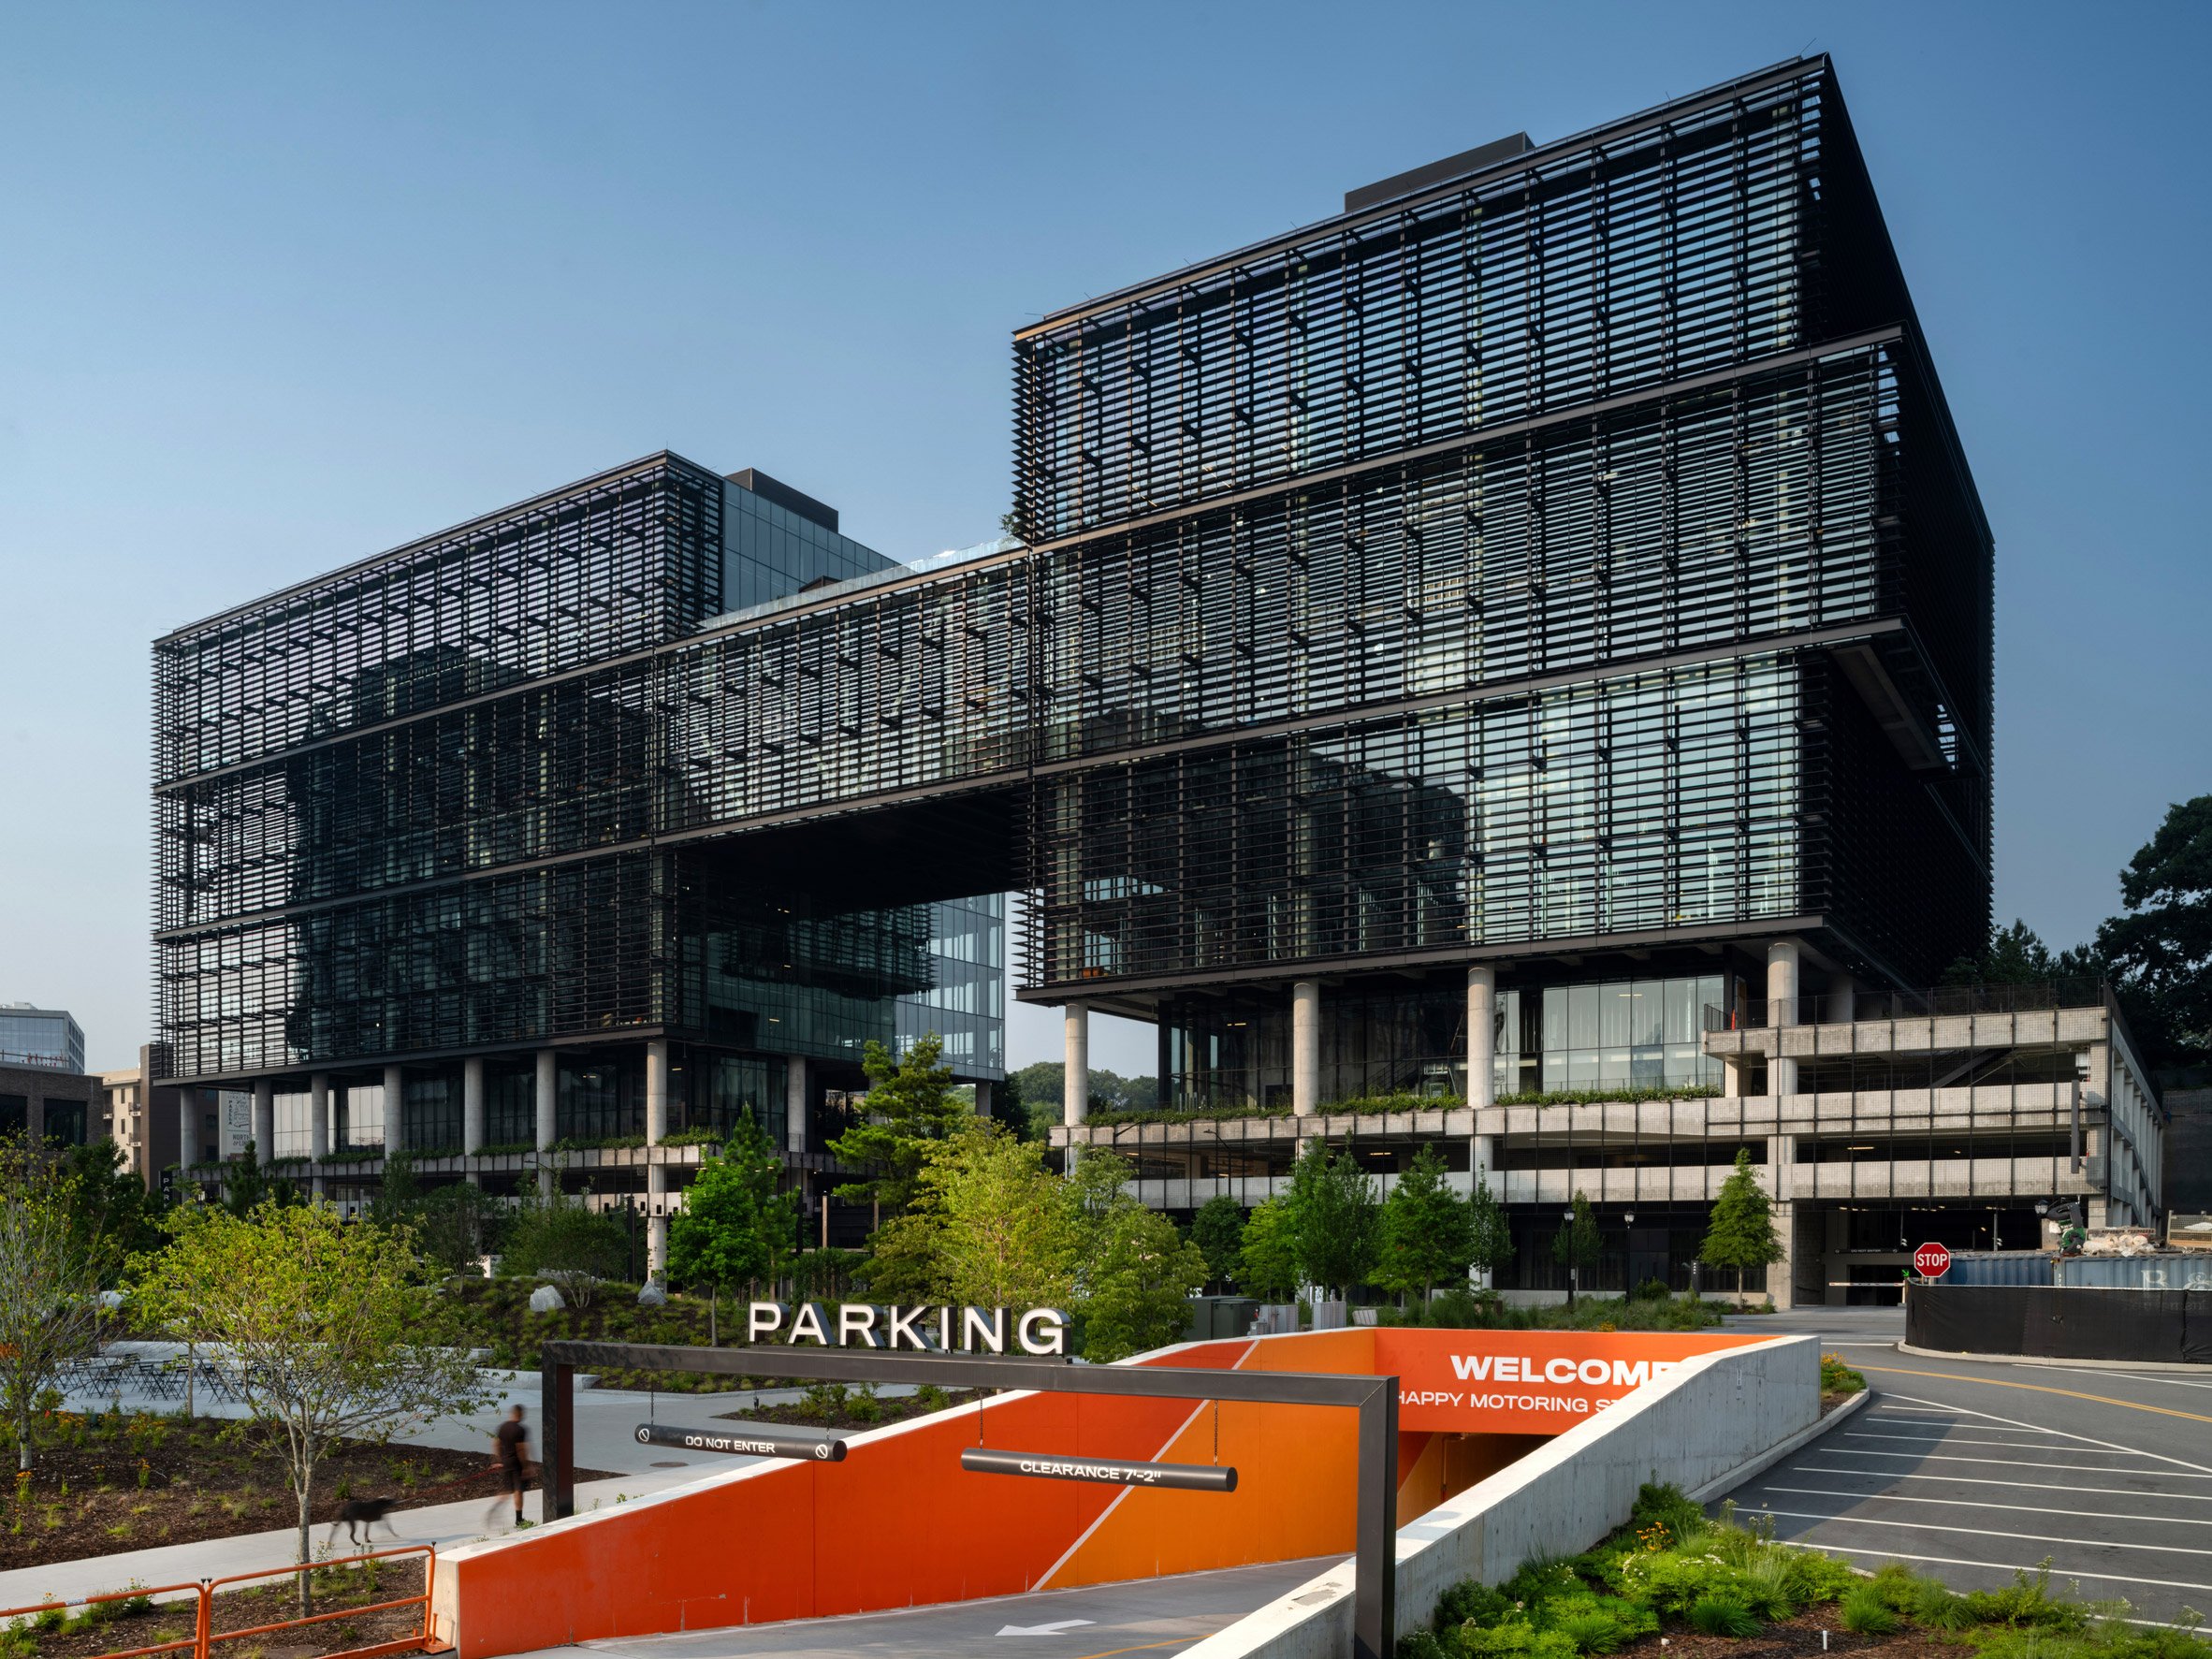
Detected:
left=154, top=61, right=2008, bottom=1290
left=155, top=468, right=1008, bottom=1208
left=0, top=1005, right=86, bottom=1072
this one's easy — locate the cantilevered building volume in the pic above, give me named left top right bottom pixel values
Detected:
left=153, top=57, right=2161, bottom=1299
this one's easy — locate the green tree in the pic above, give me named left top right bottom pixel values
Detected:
left=865, top=1124, right=1079, bottom=1308
left=931, top=1126, right=1076, bottom=1308
left=132, top=1201, right=488, bottom=1610
left=1699, top=1149, right=1783, bottom=1302
left=0, top=1142, right=111, bottom=1470
left=1942, top=919, right=2100, bottom=988
left=669, top=1113, right=799, bottom=1294
left=1188, top=1195, right=1246, bottom=1293
left=1282, top=1141, right=1379, bottom=1300
left=1081, top=1204, right=1207, bottom=1362
left=1234, top=1197, right=1302, bottom=1302
left=1550, top=1190, right=1602, bottom=1305
left=1466, top=1169, right=1514, bottom=1287
left=1009, top=1062, right=1160, bottom=1137
left=2097, top=795, right=2212, bottom=1069
left=221, top=1139, right=300, bottom=1219
left=367, top=1151, right=423, bottom=1236
left=52, top=1138, right=167, bottom=1278
left=1372, top=1146, right=1475, bottom=1302
left=1064, top=1145, right=1140, bottom=1267
left=828, top=1034, right=972, bottom=1216
left=500, top=1190, right=629, bottom=1302
left=411, top=1182, right=503, bottom=1274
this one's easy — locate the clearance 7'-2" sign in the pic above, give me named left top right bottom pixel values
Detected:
left=1374, top=1330, right=1768, bottom=1436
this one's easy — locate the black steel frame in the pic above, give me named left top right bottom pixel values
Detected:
left=539, top=1339, right=1398, bottom=1659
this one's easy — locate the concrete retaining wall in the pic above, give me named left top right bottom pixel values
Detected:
left=1180, top=1333, right=1821, bottom=1659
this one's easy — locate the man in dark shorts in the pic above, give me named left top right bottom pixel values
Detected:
left=487, top=1404, right=533, bottom=1528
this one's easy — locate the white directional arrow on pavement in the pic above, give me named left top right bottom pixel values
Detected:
left=996, top=1618, right=1096, bottom=1636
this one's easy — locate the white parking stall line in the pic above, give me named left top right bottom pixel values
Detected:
left=1868, top=1410, right=2036, bottom=1426
left=1790, top=1466, right=2212, bottom=1504
left=1765, top=1540, right=2212, bottom=1601
left=1761, top=1485, right=2212, bottom=1530
left=1883, top=1391, right=2212, bottom=1480
left=1814, top=1448, right=2212, bottom=1478
left=1846, top=1431, right=2161, bottom=1458
left=1740, top=1507, right=2212, bottom=1558
left=1866, top=1412, right=1972, bottom=1424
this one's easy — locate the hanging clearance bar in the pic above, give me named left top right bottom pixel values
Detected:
left=959, top=1446, right=1236, bottom=1492
left=634, top=1421, right=848, bottom=1462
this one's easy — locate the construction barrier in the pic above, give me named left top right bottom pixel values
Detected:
left=1907, top=1283, right=2212, bottom=1362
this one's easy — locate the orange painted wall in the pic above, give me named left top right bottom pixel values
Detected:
left=441, top=1327, right=1759, bottom=1657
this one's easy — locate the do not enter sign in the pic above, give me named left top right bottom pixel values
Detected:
left=1914, top=1242, right=1952, bottom=1277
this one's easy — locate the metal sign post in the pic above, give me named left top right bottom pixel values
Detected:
left=541, top=1339, right=1397, bottom=1659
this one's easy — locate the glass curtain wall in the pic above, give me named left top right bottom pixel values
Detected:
left=895, top=895, right=1007, bottom=1078
left=271, top=1088, right=312, bottom=1157
left=1161, top=971, right=1724, bottom=1110
left=403, top=1074, right=463, bottom=1153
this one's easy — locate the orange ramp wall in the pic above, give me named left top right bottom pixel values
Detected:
left=438, top=1327, right=1756, bottom=1657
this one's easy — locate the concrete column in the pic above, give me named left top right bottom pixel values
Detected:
left=461, top=1056, right=486, bottom=1169
left=645, top=1041, right=670, bottom=1283
left=1466, top=966, right=1496, bottom=1110
left=1766, top=940, right=1801, bottom=1098
left=1063, top=1002, right=1090, bottom=1129
left=1721, top=1054, right=1745, bottom=1099
left=534, top=1050, right=558, bottom=1197
left=784, top=1055, right=808, bottom=1157
left=178, top=1091, right=196, bottom=1167
left=383, top=1065, right=404, bottom=1158
left=251, top=1079, right=273, bottom=1164
left=309, top=1073, right=330, bottom=1197
left=1291, top=980, right=1320, bottom=1117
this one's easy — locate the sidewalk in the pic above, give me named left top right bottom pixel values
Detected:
left=7, top=1361, right=859, bottom=1613
left=58, top=1348, right=903, bottom=1476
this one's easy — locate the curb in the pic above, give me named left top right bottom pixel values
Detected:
left=1687, top=1388, right=1870, bottom=1504
left=1896, top=1342, right=2212, bottom=1373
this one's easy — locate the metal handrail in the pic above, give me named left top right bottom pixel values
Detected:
left=0, top=1579, right=207, bottom=1659
left=1703, top=977, right=2109, bottom=1032
left=202, top=1543, right=435, bottom=1658
left=0, top=1546, right=437, bottom=1659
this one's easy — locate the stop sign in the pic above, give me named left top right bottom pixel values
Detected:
left=1914, top=1242, right=1952, bottom=1277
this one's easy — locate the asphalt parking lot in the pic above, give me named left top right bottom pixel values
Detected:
left=1713, top=1346, right=2212, bottom=1626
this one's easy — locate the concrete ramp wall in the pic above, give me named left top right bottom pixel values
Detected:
left=1181, top=1333, right=1821, bottom=1659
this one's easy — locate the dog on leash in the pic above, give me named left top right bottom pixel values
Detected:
left=327, top=1496, right=404, bottom=1547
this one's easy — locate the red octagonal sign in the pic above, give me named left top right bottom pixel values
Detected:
left=1914, top=1242, right=1952, bottom=1277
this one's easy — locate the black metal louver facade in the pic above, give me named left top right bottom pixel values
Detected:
left=152, top=57, right=1989, bottom=1090
left=1012, top=54, right=1990, bottom=1005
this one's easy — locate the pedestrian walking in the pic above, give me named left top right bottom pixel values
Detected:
left=485, top=1404, right=536, bottom=1529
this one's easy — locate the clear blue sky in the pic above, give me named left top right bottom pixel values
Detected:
left=3, top=2, right=2205, bottom=1075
